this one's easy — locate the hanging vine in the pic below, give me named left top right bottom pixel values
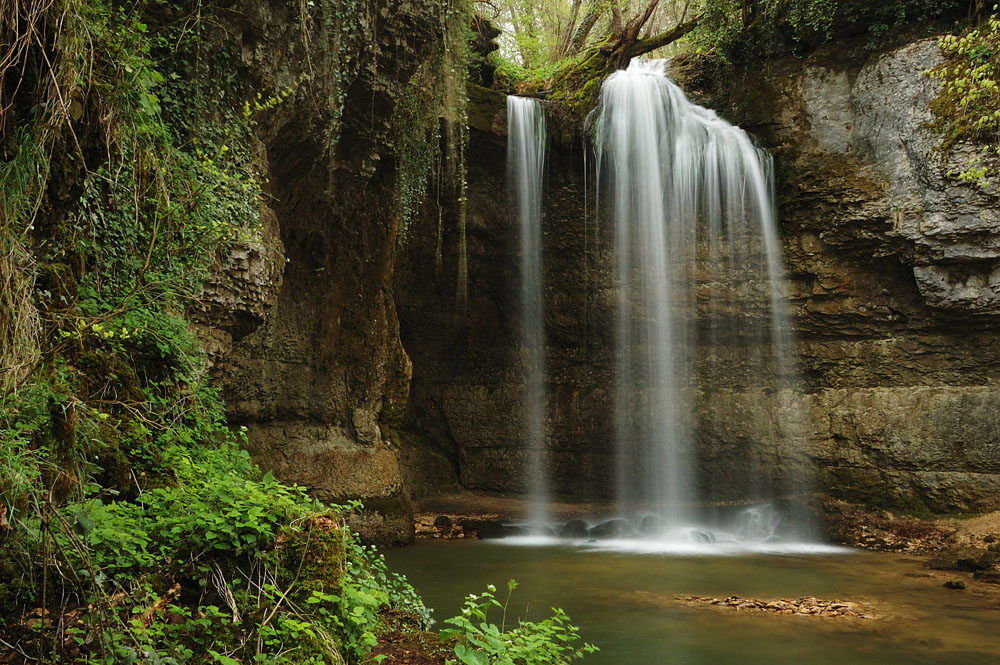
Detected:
left=390, top=0, right=472, bottom=313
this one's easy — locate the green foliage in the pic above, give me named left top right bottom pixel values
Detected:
left=0, top=1, right=432, bottom=662
left=440, top=580, right=597, bottom=665
left=393, top=72, right=440, bottom=244
left=844, top=0, right=962, bottom=50
left=691, top=0, right=964, bottom=65
left=75, top=444, right=312, bottom=570
left=787, top=0, right=837, bottom=38
left=316, top=0, right=366, bottom=147
left=928, top=7, right=1000, bottom=187
left=490, top=50, right=583, bottom=91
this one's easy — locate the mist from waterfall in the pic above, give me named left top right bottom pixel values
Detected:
left=593, top=59, right=811, bottom=539
left=507, top=95, right=550, bottom=525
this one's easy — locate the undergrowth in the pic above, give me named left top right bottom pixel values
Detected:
left=1, top=1, right=593, bottom=663
left=690, top=0, right=968, bottom=70
left=441, top=581, right=597, bottom=665
left=0, top=0, right=436, bottom=662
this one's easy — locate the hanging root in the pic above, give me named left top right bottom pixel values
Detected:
left=0, top=236, right=40, bottom=395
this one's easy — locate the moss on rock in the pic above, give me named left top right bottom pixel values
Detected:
left=273, top=515, right=347, bottom=602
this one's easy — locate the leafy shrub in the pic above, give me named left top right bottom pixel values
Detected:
left=441, top=580, right=597, bottom=665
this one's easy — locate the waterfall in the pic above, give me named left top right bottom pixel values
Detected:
left=507, top=96, right=550, bottom=525
left=593, top=59, right=810, bottom=538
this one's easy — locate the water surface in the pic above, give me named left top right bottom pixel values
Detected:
left=388, top=540, right=1000, bottom=665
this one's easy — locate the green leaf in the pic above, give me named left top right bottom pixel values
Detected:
left=208, top=650, right=240, bottom=665
left=454, top=644, right=489, bottom=665
left=74, top=509, right=96, bottom=534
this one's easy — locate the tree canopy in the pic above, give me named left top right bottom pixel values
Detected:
left=476, top=0, right=984, bottom=81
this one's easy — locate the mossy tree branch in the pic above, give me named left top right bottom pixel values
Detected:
left=600, top=11, right=704, bottom=70
left=548, top=10, right=703, bottom=126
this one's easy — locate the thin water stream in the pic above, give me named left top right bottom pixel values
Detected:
left=507, top=95, right=549, bottom=524
left=388, top=541, right=1000, bottom=664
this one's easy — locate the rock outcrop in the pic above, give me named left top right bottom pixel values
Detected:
left=737, top=36, right=1000, bottom=511
left=193, top=11, right=999, bottom=528
left=396, top=34, right=1000, bottom=513
left=193, top=0, right=444, bottom=544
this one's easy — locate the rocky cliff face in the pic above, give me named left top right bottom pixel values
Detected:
left=191, top=0, right=442, bottom=543
left=396, top=35, right=1000, bottom=513
left=734, top=36, right=1000, bottom=511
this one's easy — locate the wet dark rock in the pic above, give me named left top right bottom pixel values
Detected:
left=693, top=530, right=717, bottom=544
left=972, top=570, right=1000, bottom=584
left=987, top=542, right=1000, bottom=552
left=503, top=525, right=529, bottom=537
left=943, top=580, right=966, bottom=590
left=926, top=545, right=1000, bottom=572
left=433, top=515, right=453, bottom=528
left=638, top=515, right=668, bottom=535
left=561, top=519, right=590, bottom=538
left=460, top=519, right=506, bottom=540
left=589, top=519, right=636, bottom=540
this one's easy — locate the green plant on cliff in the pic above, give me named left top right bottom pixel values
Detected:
left=690, top=0, right=966, bottom=65
left=927, top=6, right=1000, bottom=188
left=393, top=65, right=442, bottom=245
left=315, top=0, right=366, bottom=149
left=391, top=0, right=474, bottom=317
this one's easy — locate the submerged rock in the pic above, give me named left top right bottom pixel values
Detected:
left=638, top=515, right=668, bottom=536
left=943, top=580, right=966, bottom=590
left=972, top=570, right=1000, bottom=584
left=561, top=519, right=590, bottom=538
left=589, top=519, right=636, bottom=540
left=460, top=519, right=506, bottom=539
left=692, top=530, right=716, bottom=544
left=926, top=545, right=1000, bottom=572
left=679, top=594, right=876, bottom=619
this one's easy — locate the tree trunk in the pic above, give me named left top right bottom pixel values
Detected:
left=567, top=0, right=605, bottom=54
left=557, top=0, right=584, bottom=58
left=600, top=12, right=703, bottom=70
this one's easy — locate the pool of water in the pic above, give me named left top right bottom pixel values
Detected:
left=387, top=540, right=1000, bottom=665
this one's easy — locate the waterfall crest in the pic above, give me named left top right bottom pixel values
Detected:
left=507, top=95, right=550, bottom=525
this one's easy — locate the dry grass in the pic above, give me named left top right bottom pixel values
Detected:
left=1, top=0, right=85, bottom=395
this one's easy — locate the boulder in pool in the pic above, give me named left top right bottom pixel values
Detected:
left=638, top=514, right=668, bottom=535
left=460, top=519, right=506, bottom=540
left=589, top=519, right=636, bottom=540
left=973, top=570, right=1000, bottom=584
left=926, top=545, right=1000, bottom=572
left=561, top=519, right=590, bottom=538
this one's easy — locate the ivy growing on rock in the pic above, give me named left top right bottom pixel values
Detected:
left=928, top=6, right=1000, bottom=187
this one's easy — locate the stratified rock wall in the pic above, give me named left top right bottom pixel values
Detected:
left=397, top=36, right=1000, bottom=513
left=742, top=36, right=1000, bottom=511
left=192, top=0, right=441, bottom=543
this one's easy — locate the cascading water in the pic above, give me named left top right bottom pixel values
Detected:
left=592, top=59, right=812, bottom=542
left=507, top=95, right=550, bottom=525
